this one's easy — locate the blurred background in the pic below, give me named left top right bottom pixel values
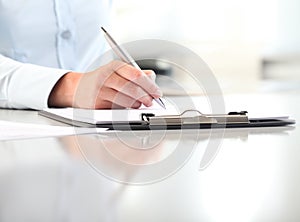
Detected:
left=110, top=0, right=300, bottom=95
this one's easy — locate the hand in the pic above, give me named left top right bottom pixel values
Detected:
left=48, top=60, right=162, bottom=109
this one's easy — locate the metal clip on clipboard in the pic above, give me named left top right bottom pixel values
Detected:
left=141, top=110, right=249, bottom=126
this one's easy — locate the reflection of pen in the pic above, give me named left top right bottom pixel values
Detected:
left=101, top=27, right=166, bottom=109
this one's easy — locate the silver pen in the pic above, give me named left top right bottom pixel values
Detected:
left=101, top=27, right=166, bottom=109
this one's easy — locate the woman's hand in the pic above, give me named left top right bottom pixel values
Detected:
left=48, top=60, right=162, bottom=109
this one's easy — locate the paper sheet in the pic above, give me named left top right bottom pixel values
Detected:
left=42, top=99, right=179, bottom=124
left=0, top=120, right=107, bottom=141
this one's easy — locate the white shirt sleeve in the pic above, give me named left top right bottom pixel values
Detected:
left=0, top=0, right=112, bottom=110
left=0, top=54, right=70, bottom=110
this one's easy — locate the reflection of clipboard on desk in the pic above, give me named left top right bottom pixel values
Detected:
left=39, top=107, right=295, bottom=130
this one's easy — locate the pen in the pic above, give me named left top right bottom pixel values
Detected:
left=101, top=27, right=166, bottom=109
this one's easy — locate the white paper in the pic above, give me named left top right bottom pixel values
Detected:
left=42, top=100, right=179, bottom=124
left=0, top=120, right=107, bottom=141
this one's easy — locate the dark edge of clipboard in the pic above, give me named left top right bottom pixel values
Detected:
left=97, top=118, right=296, bottom=131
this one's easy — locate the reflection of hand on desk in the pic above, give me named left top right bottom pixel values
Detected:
left=0, top=92, right=299, bottom=221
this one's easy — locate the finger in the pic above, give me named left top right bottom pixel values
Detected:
left=143, top=70, right=156, bottom=81
left=110, top=61, right=162, bottom=98
left=104, top=72, right=153, bottom=107
left=97, top=87, right=143, bottom=109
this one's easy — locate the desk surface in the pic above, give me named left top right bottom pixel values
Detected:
left=0, top=93, right=299, bottom=222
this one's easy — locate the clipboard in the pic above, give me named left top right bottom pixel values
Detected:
left=101, top=110, right=295, bottom=130
left=39, top=109, right=295, bottom=130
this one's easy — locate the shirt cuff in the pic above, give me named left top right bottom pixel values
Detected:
left=7, top=63, right=70, bottom=110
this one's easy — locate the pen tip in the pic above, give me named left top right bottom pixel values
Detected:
left=158, top=98, right=166, bottom=109
left=101, top=27, right=107, bottom=33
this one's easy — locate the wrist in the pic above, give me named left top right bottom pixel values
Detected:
left=48, top=72, right=83, bottom=107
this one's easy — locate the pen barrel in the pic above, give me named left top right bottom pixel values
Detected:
left=102, top=27, right=166, bottom=109
left=104, top=34, right=141, bottom=69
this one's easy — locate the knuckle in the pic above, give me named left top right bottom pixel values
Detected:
left=144, top=70, right=155, bottom=76
left=109, top=60, right=125, bottom=71
left=131, top=69, right=143, bottom=79
left=148, top=71, right=156, bottom=81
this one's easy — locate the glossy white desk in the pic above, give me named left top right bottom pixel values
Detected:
left=0, top=93, right=299, bottom=222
